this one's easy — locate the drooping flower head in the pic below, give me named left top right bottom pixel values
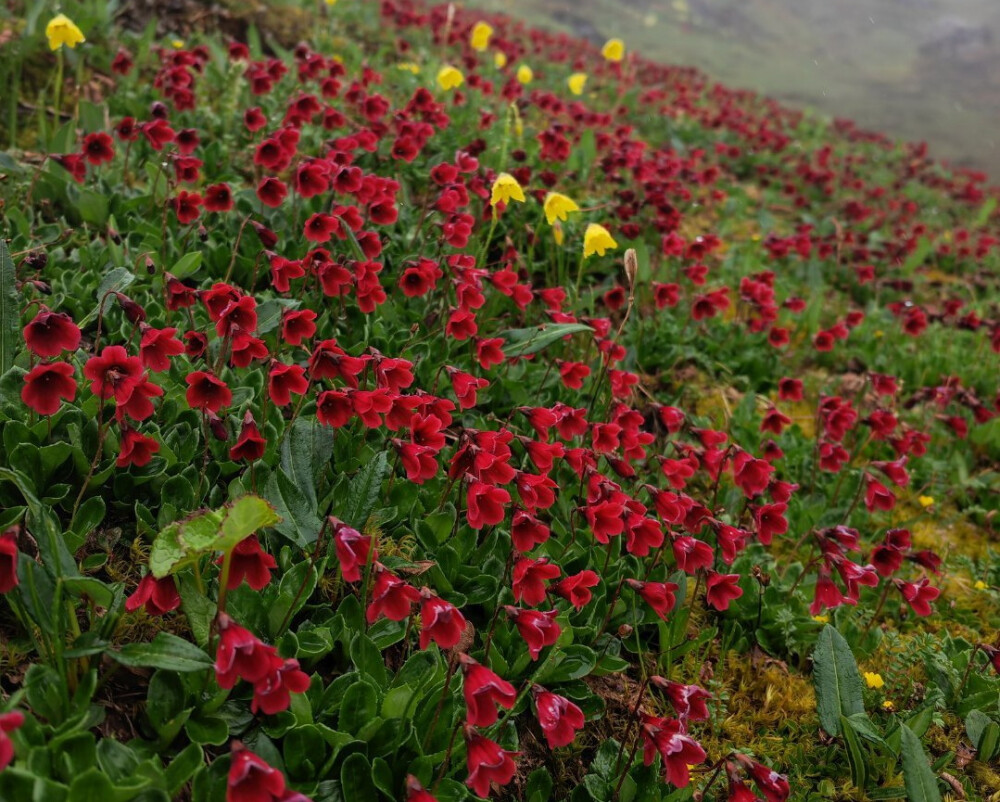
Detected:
left=567, top=72, right=587, bottom=95
left=470, top=21, right=494, bottom=51
left=46, top=14, right=85, bottom=50
left=543, top=192, right=580, bottom=225
left=583, top=223, right=618, bottom=258
left=437, top=65, right=464, bottom=91
left=601, top=38, right=625, bottom=62
left=490, top=173, right=526, bottom=207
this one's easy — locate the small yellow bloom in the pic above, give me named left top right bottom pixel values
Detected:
left=171, top=39, right=185, bottom=49
left=583, top=223, right=617, bottom=258
left=974, top=580, right=987, bottom=591
left=882, top=700, right=895, bottom=711
left=568, top=72, right=588, bottom=95
left=863, top=672, right=884, bottom=690
left=437, top=65, right=464, bottom=91
left=601, top=38, right=625, bottom=62
left=470, top=21, right=493, bottom=52
left=397, top=62, right=421, bottom=74
left=46, top=14, right=85, bottom=51
left=494, top=52, right=508, bottom=69
left=517, top=65, right=534, bottom=85
left=918, top=496, right=935, bottom=508
left=553, top=221, right=565, bottom=246
left=324, top=0, right=338, bottom=5
left=874, top=330, right=884, bottom=338
left=543, top=192, right=580, bottom=225
left=490, top=173, right=525, bottom=207
left=812, top=614, right=829, bottom=624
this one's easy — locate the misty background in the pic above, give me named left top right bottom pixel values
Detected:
left=466, top=0, right=1000, bottom=178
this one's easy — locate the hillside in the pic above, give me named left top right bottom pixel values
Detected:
left=0, top=1, right=998, bottom=801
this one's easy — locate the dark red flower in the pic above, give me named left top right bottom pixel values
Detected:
left=651, top=677, right=711, bottom=723
left=512, top=556, right=561, bottom=606
left=467, top=481, right=510, bottom=529
left=23, top=309, right=81, bottom=357
left=628, top=579, right=679, bottom=620
left=230, top=411, right=266, bottom=462
left=215, top=614, right=277, bottom=688
left=419, top=590, right=467, bottom=650
left=366, top=564, right=420, bottom=623
left=0, top=531, right=19, bottom=594
left=268, top=362, right=308, bottom=406
left=333, top=521, right=375, bottom=583
left=117, top=427, right=160, bottom=467
left=506, top=606, right=560, bottom=660
left=84, top=345, right=144, bottom=402
left=172, top=190, right=203, bottom=224
left=640, top=714, right=706, bottom=787
left=139, top=325, right=184, bottom=371
left=226, top=744, right=289, bottom=802
left=895, top=577, right=940, bottom=617
left=550, top=570, right=599, bottom=611
left=185, top=371, right=232, bottom=413
left=125, top=573, right=179, bottom=616
left=705, top=571, right=744, bottom=611
left=82, top=132, right=115, bottom=165
left=0, top=711, right=25, bottom=771
left=252, top=658, right=311, bottom=715
left=21, top=362, right=77, bottom=415
left=533, top=686, right=585, bottom=748
left=405, top=776, right=438, bottom=802
left=218, top=535, right=277, bottom=591
left=204, top=183, right=234, bottom=212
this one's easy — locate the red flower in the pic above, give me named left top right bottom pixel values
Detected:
left=505, top=606, right=560, bottom=660
left=449, top=369, right=489, bottom=410
left=141, top=118, right=175, bottom=150
left=551, top=570, right=599, bottom=611
left=460, top=654, right=516, bottom=727
left=744, top=758, right=791, bottom=802
left=406, top=776, right=438, bottom=802
left=705, top=571, right=744, bottom=611
left=185, top=371, right=232, bottom=413
left=218, top=535, right=277, bottom=591
left=777, top=378, right=803, bottom=401
left=82, top=132, right=115, bottom=165
left=752, top=503, right=788, bottom=545
left=117, top=427, right=160, bottom=467
left=895, top=577, right=940, bottom=617
left=650, top=677, right=711, bottom=722
left=466, top=481, right=510, bottom=529
left=333, top=521, right=375, bottom=583
left=304, top=213, right=341, bottom=243
left=231, top=411, right=266, bottom=462
left=204, top=183, right=235, bottom=212
left=0, top=711, right=25, bottom=771
left=111, top=48, right=133, bottom=75
left=215, top=614, right=278, bottom=688
left=257, top=177, right=288, bottom=208
left=226, top=744, right=289, bottom=802
left=464, top=727, right=518, bottom=799
left=139, top=325, right=184, bottom=371
left=124, top=574, right=180, bottom=616
left=512, top=557, right=561, bottom=606
left=864, top=475, right=896, bottom=512
left=511, top=510, right=550, bottom=552
left=533, top=686, right=585, bottom=748
left=419, top=591, right=467, bottom=650
left=281, top=310, right=317, bottom=346
left=0, top=531, right=19, bottom=593
left=21, top=362, right=77, bottom=415
left=52, top=152, right=86, bottom=182
left=173, top=190, right=203, bottom=224
left=84, top=345, right=144, bottom=402
left=268, top=362, right=308, bottom=406
left=628, top=579, right=679, bottom=620
left=23, top=309, right=81, bottom=357
left=640, top=714, right=706, bottom=787
left=252, top=658, right=311, bottom=715
left=366, top=565, right=420, bottom=623
left=476, top=338, right=506, bottom=370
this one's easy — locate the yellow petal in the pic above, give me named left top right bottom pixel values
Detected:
left=46, top=13, right=86, bottom=51
left=517, top=65, right=533, bottom=85
left=543, top=192, right=580, bottom=225
left=601, top=38, right=625, bottom=62
left=584, top=223, right=617, bottom=258
left=470, top=21, right=493, bottom=52
left=436, top=65, right=464, bottom=91
left=490, top=173, right=525, bottom=207
left=568, top=72, right=587, bottom=95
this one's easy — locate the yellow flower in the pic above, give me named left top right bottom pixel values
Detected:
left=490, top=173, right=525, bottom=207
left=974, top=580, right=987, bottom=590
left=494, top=52, right=508, bottom=69
left=583, top=223, right=617, bottom=258
left=863, top=672, right=884, bottom=690
left=568, top=72, right=587, bottom=95
left=46, top=14, right=85, bottom=51
left=812, top=614, right=829, bottom=624
left=324, top=0, right=337, bottom=5
left=601, top=38, right=625, bottom=62
left=543, top=192, right=580, bottom=225
left=553, top=221, right=565, bottom=246
left=517, top=65, right=533, bottom=85
left=171, top=39, right=185, bottom=49
left=918, top=495, right=935, bottom=508
left=882, top=700, right=895, bottom=711
left=437, top=65, right=464, bottom=91
left=470, top=21, right=493, bottom=52
left=397, top=62, right=421, bottom=74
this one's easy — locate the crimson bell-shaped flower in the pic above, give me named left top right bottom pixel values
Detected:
left=0, top=711, right=25, bottom=771
left=0, top=530, right=20, bottom=594
left=139, top=325, right=185, bottom=372
left=366, top=565, right=420, bottom=624
left=627, top=579, right=679, bottom=621
left=332, top=520, right=375, bottom=583
left=124, top=573, right=180, bottom=616
left=532, top=686, right=585, bottom=748
left=864, top=475, right=896, bottom=512
left=230, top=411, right=266, bottom=462
left=466, top=481, right=510, bottom=529
left=214, top=613, right=279, bottom=688
left=84, top=345, right=144, bottom=402
left=460, top=654, right=516, bottom=727
left=705, top=571, right=744, bottom=612
left=217, top=534, right=277, bottom=591
left=738, top=755, right=791, bottom=802
left=252, top=658, right=311, bottom=715
left=650, top=676, right=711, bottom=723
left=405, top=775, right=438, bottom=802
left=505, top=606, right=560, bottom=660
left=550, top=570, right=599, bottom=611
left=21, top=362, right=77, bottom=415
left=464, top=726, right=518, bottom=798
left=511, top=556, right=561, bottom=606
left=894, top=577, right=940, bottom=617
left=639, top=714, right=706, bottom=788
left=185, top=371, right=232, bottom=413
left=23, top=308, right=81, bottom=357
left=419, top=590, right=467, bottom=650
left=227, top=743, right=306, bottom=802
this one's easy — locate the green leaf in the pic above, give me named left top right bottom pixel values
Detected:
left=109, top=632, right=213, bottom=672
left=218, top=496, right=281, bottom=552
left=70, top=496, right=106, bottom=541
left=840, top=715, right=868, bottom=792
left=899, top=724, right=942, bottom=802
left=280, top=417, right=334, bottom=508
left=165, top=743, right=203, bottom=796
left=170, top=252, right=203, bottom=279
left=66, top=769, right=114, bottom=802
left=80, top=267, right=135, bottom=326
left=266, top=469, right=322, bottom=548
left=500, top=322, right=594, bottom=358
left=340, top=682, right=378, bottom=734
left=966, top=710, right=1000, bottom=761
left=340, top=451, right=389, bottom=529
left=812, top=625, right=865, bottom=736
left=339, top=753, right=378, bottom=802
left=0, top=239, right=18, bottom=377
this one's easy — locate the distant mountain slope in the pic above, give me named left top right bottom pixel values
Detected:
left=465, top=0, right=1000, bottom=176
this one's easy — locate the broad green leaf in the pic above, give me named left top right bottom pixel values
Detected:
left=109, top=632, right=213, bottom=672
left=266, top=469, right=322, bottom=548
left=899, top=724, right=942, bottom=802
left=840, top=715, right=868, bottom=792
left=0, top=239, right=18, bottom=377
left=80, top=267, right=136, bottom=326
left=340, top=451, right=388, bottom=529
left=170, top=252, right=202, bottom=279
left=500, top=322, right=593, bottom=358
left=218, top=496, right=281, bottom=552
left=966, top=710, right=1000, bottom=761
left=812, top=625, right=865, bottom=736
left=280, top=417, right=334, bottom=508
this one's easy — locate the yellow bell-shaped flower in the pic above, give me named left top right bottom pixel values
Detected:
left=494, top=52, right=508, bottom=69
left=516, top=65, right=533, bottom=85
left=46, top=13, right=86, bottom=51
left=583, top=223, right=617, bottom=258
left=567, top=73, right=587, bottom=96
left=437, top=65, right=464, bottom=91
left=470, top=22, right=493, bottom=52
left=601, top=38, right=625, bottom=62
left=543, top=192, right=580, bottom=225
left=490, top=173, right=526, bottom=207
